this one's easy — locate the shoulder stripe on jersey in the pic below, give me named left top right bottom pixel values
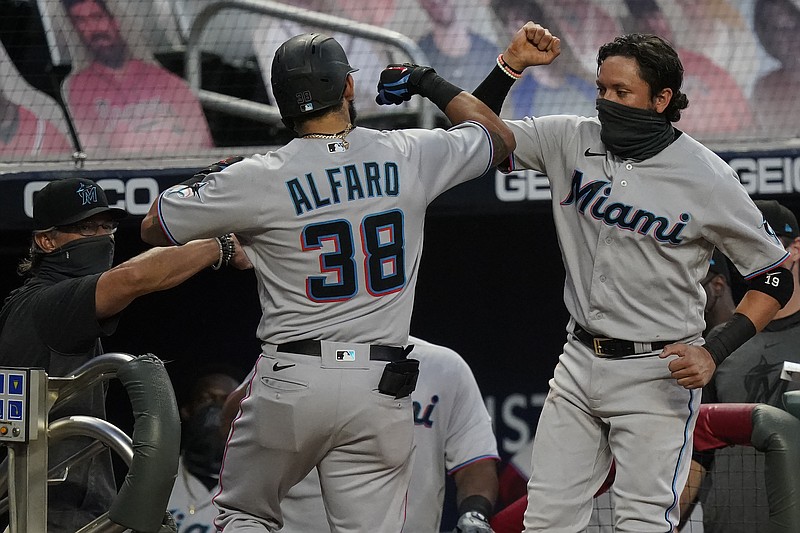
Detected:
left=743, top=251, right=791, bottom=280
left=460, top=120, right=494, bottom=177
left=446, top=454, right=501, bottom=476
left=156, top=193, right=183, bottom=245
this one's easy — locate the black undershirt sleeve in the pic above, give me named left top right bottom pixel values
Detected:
left=472, top=65, right=516, bottom=115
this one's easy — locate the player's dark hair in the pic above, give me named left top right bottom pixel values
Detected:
left=597, top=33, right=689, bottom=122
left=17, top=237, right=50, bottom=275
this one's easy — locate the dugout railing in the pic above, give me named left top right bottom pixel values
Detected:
left=490, top=398, right=800, bottom=533
left=184, top=0, right=437, bottom=130
left=0, top=353, right=181, bottom=533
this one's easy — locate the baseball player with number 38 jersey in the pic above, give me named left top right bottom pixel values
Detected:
left=471, top=23, right=792, bottom=532
left=141, top=33, right=513, bottom=533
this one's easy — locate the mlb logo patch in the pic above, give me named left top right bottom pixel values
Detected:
left=336, top=350, right=356, bottom=361
left=328, top=141, right=347, bottom=153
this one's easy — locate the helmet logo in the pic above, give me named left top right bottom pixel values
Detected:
left=296, top=90, right=313, bottom=112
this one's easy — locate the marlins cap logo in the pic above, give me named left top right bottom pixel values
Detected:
left=76, top=183, right=98, bottom=205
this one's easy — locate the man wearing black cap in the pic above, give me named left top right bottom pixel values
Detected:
left=710, top=199, right=800, bottom=406
left=701, top=199, right=800, bottom=533
left=0, top=177, right=249, bottom=532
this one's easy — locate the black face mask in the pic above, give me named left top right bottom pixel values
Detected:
left=182, top=403, right=226, bottom=490
left=596, top=98, right=675, bottom=161
left=34, top=235, right=115, bottom=281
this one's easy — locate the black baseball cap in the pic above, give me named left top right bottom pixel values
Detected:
left=755, top=199, right=799, bottom=239
left=33, top=178, right=127, bottom=231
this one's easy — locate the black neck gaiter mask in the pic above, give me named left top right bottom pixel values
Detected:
left=596, top=98, right=675, bottom=161
left=34, top=235, right=115, bottom=282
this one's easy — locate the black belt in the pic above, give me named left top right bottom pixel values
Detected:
left=572, top=323, right=674, bottom=358
left=277, top=340, right=409, bottom=362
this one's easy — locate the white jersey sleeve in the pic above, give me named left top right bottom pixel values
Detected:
left=695, top=168, right=790, bottom=279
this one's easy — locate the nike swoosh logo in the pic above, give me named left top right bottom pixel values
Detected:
left=272, top=362, right=296, bottom=371
left=584, top=148, right=606, bottom=157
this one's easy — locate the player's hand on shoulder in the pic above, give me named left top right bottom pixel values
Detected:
left=182, top=155, right=245, bottom=189
left=659, top=343, right=716, bottom=390
left=502, top=21, right=561, bottom=72
left=230, top=234, right=253, bottom=270
left=454, top=511, right=494, bottom=533
left=376, top=63, right=434, bottom=105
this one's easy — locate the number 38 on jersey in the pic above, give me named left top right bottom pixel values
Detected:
left=302, top=209, right=405, bottom=302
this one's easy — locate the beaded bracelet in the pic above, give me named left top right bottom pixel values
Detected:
left=212, top=233, right=235, bottom=270
left=497, top=54, right=523, bottom=80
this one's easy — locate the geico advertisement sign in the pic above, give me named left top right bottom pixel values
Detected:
left=494, top=154, right=800, bottom=201
left=24, top=177, right=161, bottom=218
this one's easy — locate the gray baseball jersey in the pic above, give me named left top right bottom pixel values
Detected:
left=155, top=122, right=494, bottom=533
left=505, top=115, right=789, bottom=342
left=277, top=337, right=499, bottom=533
left=503, top=115, right=788, bottom=532
left=168, top=458, right=218, bottom=533
left=156, top=123, right=493, bottom=347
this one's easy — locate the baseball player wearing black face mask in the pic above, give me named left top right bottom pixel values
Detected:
left=0, top=178, right=248, bottom=532
left=472, top=23, right=792, bottom=532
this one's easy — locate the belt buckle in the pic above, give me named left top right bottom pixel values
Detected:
left=592, top=337, right=612, bottom=357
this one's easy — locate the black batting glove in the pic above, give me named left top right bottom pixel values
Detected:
left=376, top=63, right=435, bottom=105
left=181, top=155, right=244, bottom=188
left=453, top=511, right=493, bottom=533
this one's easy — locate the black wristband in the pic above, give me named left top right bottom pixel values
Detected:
left=416, top=70, right=463, bottom=112
left=473, top=65, right=516, bottom=115
left=457, top=494, right=494, bottom=519
left=703, top=312, right=757, bottom=366
left=212, top=233, right=235, bottom=270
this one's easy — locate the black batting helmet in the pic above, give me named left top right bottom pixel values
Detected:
left=271, top=33, right=358, bottom=119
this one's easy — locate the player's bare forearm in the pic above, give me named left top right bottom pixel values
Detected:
left=95, top=238, right=222, bottom=319
left=443, top=92, right=515, bottom=165
left=141, top=199, right=172, bottom=246
left=453, top=459, right=499, bottom=510
left=735, top=289, right=782, bottom=331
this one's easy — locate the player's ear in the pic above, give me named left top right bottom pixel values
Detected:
left=343, top=74, right=355, bottom=100
left=34, top=231, right=58, bottom=252
left=653, top=87, right=672, bottom=114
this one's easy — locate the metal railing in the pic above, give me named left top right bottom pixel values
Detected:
left=0, top=353, right=180, bottom=533
left=185, top=0, right=436, bottom=129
